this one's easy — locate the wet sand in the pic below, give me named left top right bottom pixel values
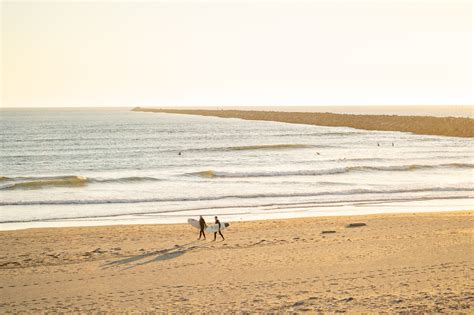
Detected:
left=1, top=211, right=473, bottom=313
left=132, top=107, right=474, bottom=138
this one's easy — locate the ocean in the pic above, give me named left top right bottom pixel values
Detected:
left=1, top=108, right=473, bottom=230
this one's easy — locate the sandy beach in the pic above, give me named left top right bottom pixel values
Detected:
left=1, top=211, right=473, bottom=313
left=133, top=108, right=474, bottom=138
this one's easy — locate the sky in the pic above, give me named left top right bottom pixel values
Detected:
left=1, top=0, right=473, bottom=108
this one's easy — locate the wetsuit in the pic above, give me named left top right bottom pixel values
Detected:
left=198, top=217, right=206, bottom=240
left=214, top=219, right=225, bottom=241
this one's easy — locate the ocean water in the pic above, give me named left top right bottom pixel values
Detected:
left=1, top=109, right=473, bottom=230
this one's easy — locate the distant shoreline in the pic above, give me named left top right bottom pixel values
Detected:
left=133, top=107, right=474, bottom=138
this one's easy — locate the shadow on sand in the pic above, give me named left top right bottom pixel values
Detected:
left=101, top=241, right=208, bottom=270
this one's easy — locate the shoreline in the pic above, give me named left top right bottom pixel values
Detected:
left=133, top=107, right=474, bottom=138
left=1, top=210, right=472, bottom=312
left=2, top=197, right=472, bottom=231
left=0, top=209, right=470, bottom=233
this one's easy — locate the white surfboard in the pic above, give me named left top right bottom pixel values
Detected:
left=205, top=222, right=230, bottom=233
left=187, top=218, right=201, bottom=229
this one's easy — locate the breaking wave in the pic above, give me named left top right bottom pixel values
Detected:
left=0, top=175, right=161, bottom=190
left=1, top=186, right=472, bottom=206
left=187, top=163, right=474, bottom=178
left=0, top=176, right=88, bottom=190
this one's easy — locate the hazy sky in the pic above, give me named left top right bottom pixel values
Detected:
left=1, top=0, right=473, bottom=108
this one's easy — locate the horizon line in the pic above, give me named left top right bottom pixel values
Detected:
left=2, top=105, right=473, bottom=110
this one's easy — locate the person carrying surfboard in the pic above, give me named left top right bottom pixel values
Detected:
left=213, top=216, right=225, bottom=241
left=198, top=215, right=207, bottom=240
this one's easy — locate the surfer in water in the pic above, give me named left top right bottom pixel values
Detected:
left=213, top=216, right=225, bottom=241
left=198, top=215, right=207, bottom=240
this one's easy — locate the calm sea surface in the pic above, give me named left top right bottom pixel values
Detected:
left=1, top=109, right=473, bottom=230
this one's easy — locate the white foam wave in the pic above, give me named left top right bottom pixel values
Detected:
left=1, top=186, right=472, bottom=206
left=186, top=163, right=474, bottom=178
